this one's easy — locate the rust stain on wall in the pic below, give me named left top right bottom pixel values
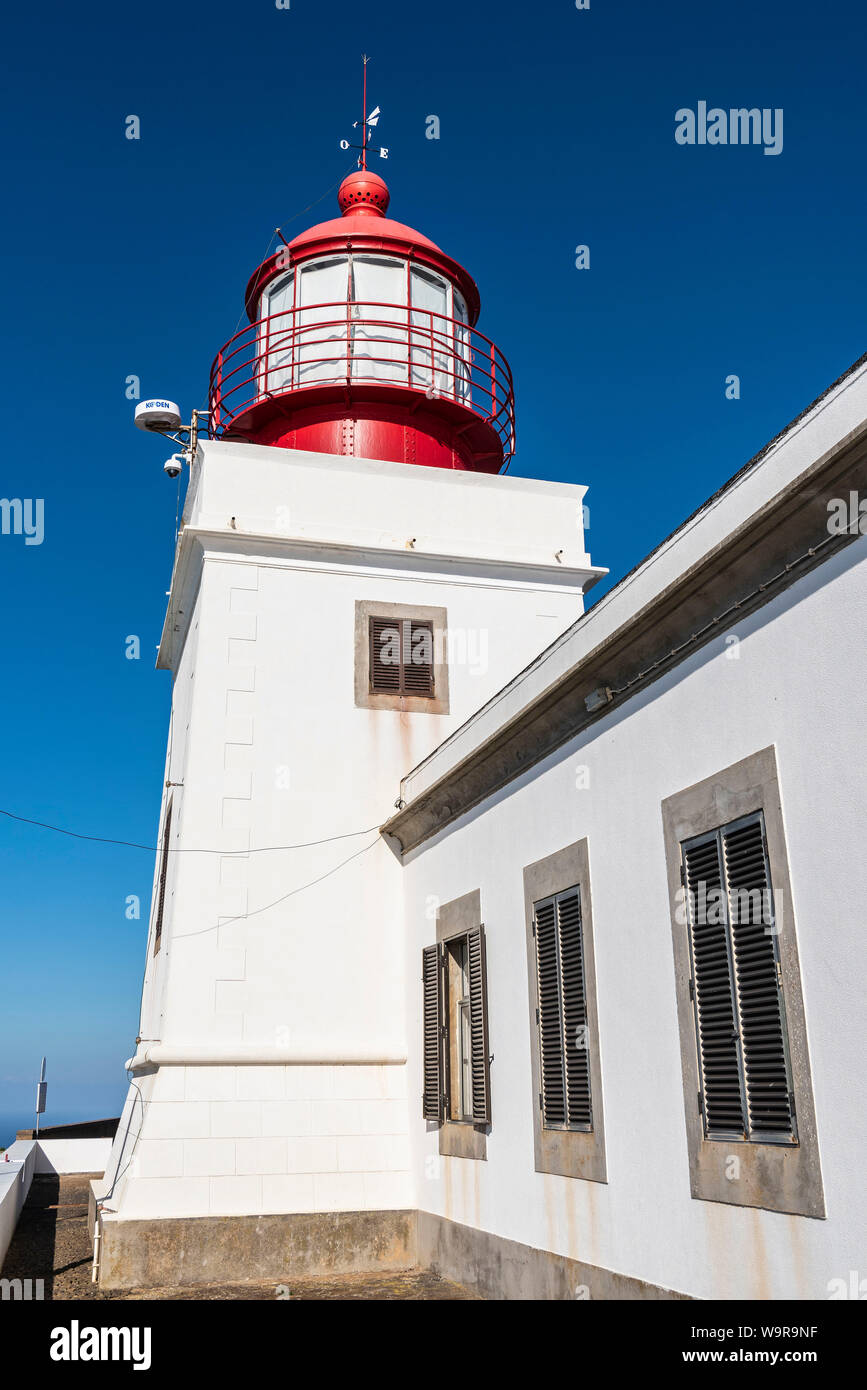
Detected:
left=563, top=1183, right=578, bottom=1261
left=747, top=1207, right=772, bottom=1301
left=541, top=1173, right=557, bottom=1256
left=700, top=1200, right=733, bottom=1299
left=443, top=1154, right=453, bottom=1223
left=784, top=1211, right=810, bottom=1299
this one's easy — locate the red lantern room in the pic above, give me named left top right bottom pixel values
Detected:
left=207, top=169, right=515, bottom=473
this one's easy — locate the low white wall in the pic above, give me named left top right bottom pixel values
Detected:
left=0, top=1141, right=37, bottom=1269
left=34, top=1138, right=113, bottom=1175
left=0, top=1136, right=115, bottom=1271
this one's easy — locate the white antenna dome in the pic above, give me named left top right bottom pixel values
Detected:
left=135, top=399, right=182, bottom=432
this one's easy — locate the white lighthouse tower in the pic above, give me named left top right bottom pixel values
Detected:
left=95, top=155, right=604, bottom=1288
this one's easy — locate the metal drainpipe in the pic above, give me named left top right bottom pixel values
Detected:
left=91, top=1210, right=102, bottom=1284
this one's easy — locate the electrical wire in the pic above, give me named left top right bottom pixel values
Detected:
left=96, top=828, right=383, bottom=1209
left=97, top=1070, right=145, bottom=1207
left=0, top=807, right=384, bottom=855
left=172, top=833, right=382, bottom=940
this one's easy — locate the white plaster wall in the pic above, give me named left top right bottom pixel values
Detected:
left=34, top=1139, right=113, bottom=1175
left=402, top=540, right=867, bottom=1300
left=158, top=552, right=587, bottom=1058
left=185, top=441, right=595, bottom=575
left=111, top=442, right=597, bottom=1221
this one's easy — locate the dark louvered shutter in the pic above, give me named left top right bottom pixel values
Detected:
left=722, top=818, right=795, bottom=1140
left=683, top=814, right=795, bottom=1143
left=370, top=618, right=402, bottom=692
left=422, top=944, right=444, bottom=1121
left=535, top=897, right=566, bottom=1125
left=534, top=889, right=591, bottom=1131
left=683, top=834, right=745, bottom=1137
left=402, top=621, right=434, bottom=697
left=369, top=617, right=434, bottom=696
left=559, top=890, right=592, bottom=1128
left=467, top=925, right=491, bottom=1125
left=153, top=800, right=172, bottom=956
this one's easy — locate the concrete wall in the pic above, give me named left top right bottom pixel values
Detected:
left=1, top=1137, right=109, bottom=1271
left=0, top=1141, right=37, bottom=1271
left=402, top=540, right=867, bottom=1300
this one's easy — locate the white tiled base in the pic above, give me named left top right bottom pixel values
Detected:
left=117, top=1063, right=413, bottom=1220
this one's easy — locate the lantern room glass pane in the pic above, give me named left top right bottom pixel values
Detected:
left=255, top=254, right=471, bottom=407
left=297, top=257, right=350, bottom=385
left=260, top=272, right=295, bottom=394
left=410, top=267, right=450, bottom=397
left=351, top=256, right=408, bottom=384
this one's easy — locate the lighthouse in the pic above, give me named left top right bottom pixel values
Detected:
left=95, top=160, right=604, bottom=1289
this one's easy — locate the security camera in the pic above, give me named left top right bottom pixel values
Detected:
left=163, top=454, right=184, bottom=479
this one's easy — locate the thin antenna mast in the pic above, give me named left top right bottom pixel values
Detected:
left=338, top=60, right=387, bottom=165
left=361, top=54, right=369, bottom=169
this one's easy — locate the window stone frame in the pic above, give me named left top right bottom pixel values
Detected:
left=661, top=745, right=825, bottom=1218
left=523, top=839, right=607, bottom=1183
left=354, top=600, right=449, bottom=714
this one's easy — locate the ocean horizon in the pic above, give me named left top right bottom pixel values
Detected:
left=0, top=1111, right=109, bottom=1148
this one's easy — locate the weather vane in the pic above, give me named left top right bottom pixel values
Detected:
left=339, top=54, right=388, bottom=167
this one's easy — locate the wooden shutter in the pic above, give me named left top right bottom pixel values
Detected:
left=683, top=814, right=795, bottom=1143
left=684, top=832, right=745, bottom=1137
left=402, top=621, right=434, bottom=697
left=370, top=618, right=401, bottom=692
left=152, top=799, right=172, bottom=956
left=722, top=817, right=795, bottom=1140
left=534, top=896, right=566, bottom=1126
left=467, top=925, right=491, bottom=1125
left=534, top=889, right=591, bottom=1131
left=422, top=943, right=444, bottom=1121
left=369, top=617, right=434, bottom=696
left=559, top=889, right=592, bottom=1128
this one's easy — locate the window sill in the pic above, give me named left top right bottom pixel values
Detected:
left=438, top=1120, right=487, bottom=1161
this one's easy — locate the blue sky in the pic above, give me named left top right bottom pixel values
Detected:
left=1, top=0, right=865, bottom=1136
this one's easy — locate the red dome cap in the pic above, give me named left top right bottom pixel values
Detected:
left=244, top=171, right=481, bottom=324
left=337, top=170, right=390, bottom=217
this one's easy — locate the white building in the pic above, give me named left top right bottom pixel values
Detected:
left=95, top=170, right=867, bottom=1299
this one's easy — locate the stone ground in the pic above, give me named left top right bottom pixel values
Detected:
left=2, top=1173, right=480, bottom=1301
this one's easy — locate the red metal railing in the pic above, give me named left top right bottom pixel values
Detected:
left=208, top=301, right=516, bottom=463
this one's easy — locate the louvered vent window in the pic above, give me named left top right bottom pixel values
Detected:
left=370, top=617, right=434, bottom=697
left=533, top=887, right=592, bottom=1131
left=682, top=812, right=797, bottom=1145
left=421, top=927, right=490, bottom=1126
left=152, top=799, right=172, bottom=956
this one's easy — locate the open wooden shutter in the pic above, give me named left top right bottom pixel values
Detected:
left=467, top=925, right=491, bottom=1125
left=722, top=817, right=795, bottom=1141
left=370, top=618, right=401, bottom=692
left=559, top=889, right=592, bottom=1129
left=422, top=943, right=444, bottom=1121
left=153, top=799, right=172, bottom=956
